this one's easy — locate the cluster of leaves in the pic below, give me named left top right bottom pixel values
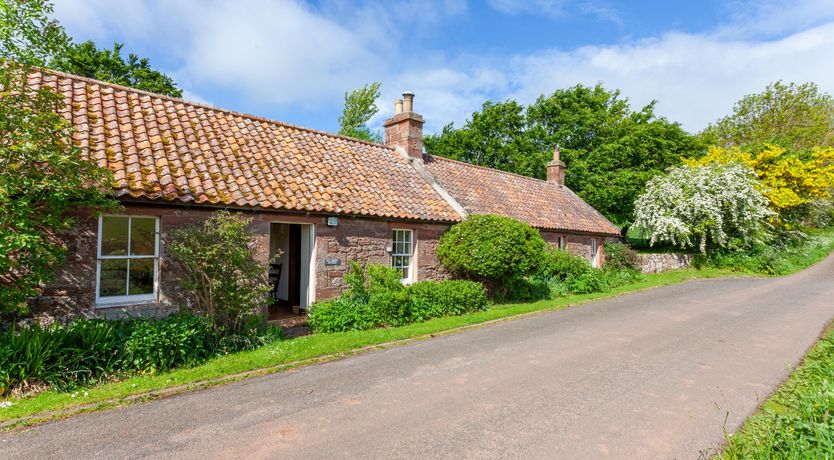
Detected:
left=437, top=214, right=546, bottom=297
left=0, top=313, right=284, bottom=396
left=509, top=246, right=644, bottom=302
left=633, top=164, right=774, bottom=253
left=167, top=212, right=273, bottom=335
left=688, top=145, right=834, bottom=219
left=49, top=41, right=182, bottom=97
left=696, top=81, right=834, bottom=230
left=308, top=262, right=488, bottom=333
left=338, top=82, right=382, bottom=142
left=1, top=0, right=118, bottom=320
left=424, top=85, right=702, bottom=226
left=701, top=81, right=834, bottom=151
left=695, top=228, right=834, bottom=276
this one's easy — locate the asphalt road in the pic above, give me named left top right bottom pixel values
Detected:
left=4, top=255, right=834, bottom=459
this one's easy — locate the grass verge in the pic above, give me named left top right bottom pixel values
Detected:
left=716, top=325, right=834, bottom=459
left=0, top=267, right=737, bottom=429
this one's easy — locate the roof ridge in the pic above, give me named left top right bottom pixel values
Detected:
left=426, top=154, right=560, bottom=185
left=39, top=66, right=393, bottom=151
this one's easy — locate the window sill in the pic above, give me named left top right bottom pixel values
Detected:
left=95, top=295, right=158, bottom=309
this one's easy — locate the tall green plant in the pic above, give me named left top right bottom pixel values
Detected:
left=338, top=82, right=381, bottom=142
left=1, top=0, right=117, bottom=320
left=168, top=212, right=272, bottom=334
left=437, top=214, right=546, bottom=296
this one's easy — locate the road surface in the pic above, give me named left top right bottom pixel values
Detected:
left=4, top=254, right=834, bottom=459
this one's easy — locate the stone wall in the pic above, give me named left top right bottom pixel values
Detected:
left=637, top=253, right=695, bottom=273
left=540, top=231, right=606, bottom=267
left=30, top=203, right=450, bottom=323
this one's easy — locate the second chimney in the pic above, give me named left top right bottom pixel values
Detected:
left=547, top=146, right=566, bottom=185
left=384, top=91, right=424, bottom=159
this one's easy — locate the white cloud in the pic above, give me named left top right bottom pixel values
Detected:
left=504, top=23, right=834, bottom=130
left=51, top=0, right=834, bottom=134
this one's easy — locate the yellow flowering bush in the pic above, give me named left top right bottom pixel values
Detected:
left=687, top=145, right=834, bottom=213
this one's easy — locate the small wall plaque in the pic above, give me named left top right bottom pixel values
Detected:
left=326, top=216, right=338, bottom=226
left=324, top=258, right=342, bottom=266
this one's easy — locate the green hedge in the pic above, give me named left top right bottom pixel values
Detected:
left=308, top=264, right=489, bottom=333
left=0, top=313, right=283, bottom=396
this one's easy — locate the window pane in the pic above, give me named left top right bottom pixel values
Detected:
left=99, top=259, right=127, bottom=297
left=128, top=259, right=155, bottom=295
left=101, top=217, right=129, bottom=256
left=130, top=217, right=156, bottom=256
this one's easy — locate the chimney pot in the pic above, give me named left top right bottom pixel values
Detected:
left=547, top=145, right=566, bottom=185
left=402, top=91, right=414, bottom=112
left=383, top=91, right=424, bottom=159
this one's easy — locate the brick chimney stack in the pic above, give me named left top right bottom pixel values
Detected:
left=384, top=91, right=424, bottom=159
left=546, top=145, right=566, bottom=185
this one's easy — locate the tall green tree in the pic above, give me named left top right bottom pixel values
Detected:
left=424, top=84, right=701, bottom=226
left=701, top=81, right=834, bottom=151
left=1, top=0, right=117, bottom=319
left=338, top=82, right=381, bottom=142
left=50, top=41, right=183, bottom=97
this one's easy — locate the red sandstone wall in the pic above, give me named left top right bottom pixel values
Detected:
left=540, top=230, right=607, bottom=268
left=31, top=204, right=450, bottom=322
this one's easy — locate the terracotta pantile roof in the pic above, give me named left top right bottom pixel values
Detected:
left=28, top=69, right=461, bottom=222
left=423, top=156, right=620, bottom=235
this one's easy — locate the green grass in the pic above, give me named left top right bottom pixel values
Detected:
left=717, top=327, right=834, bottom=459
left=0, top=267, right=736, bottom=428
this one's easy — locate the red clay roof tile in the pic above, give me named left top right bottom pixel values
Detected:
left=423, top=156, right=620, bottom=235
left=31, top=69, right=460, bottom=223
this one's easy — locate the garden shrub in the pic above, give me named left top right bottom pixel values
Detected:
left=408, top=280, right=489, bottom=319
left=538, top=248, right=593, bottom=281
left=437, top=214, right=546, bottom=296
left=0, top=312, right=284, bottom=396
left=604, top=242, right=641, bottom=270
left=0, top=319, right=130, bottom=395
left=122, top=313, right=217, bottom=373
left=168, top=211, right=273, bottom=335
left=307, top=297, right=380, bottom=333
left=633, top=163, right=773, bottom=253
left=308, top=263, right=489, bottom=333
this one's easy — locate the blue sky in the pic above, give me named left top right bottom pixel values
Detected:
left=53, top=0, right=834, bottom=135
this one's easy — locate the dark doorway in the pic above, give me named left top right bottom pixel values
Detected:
left=268, top=223, right=306, bottom=320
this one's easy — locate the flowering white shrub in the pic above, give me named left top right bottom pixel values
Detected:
left=633, top=164, right=773, bottom=252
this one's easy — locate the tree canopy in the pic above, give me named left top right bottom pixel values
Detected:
left=424, top=84, right=702, bottom=226
left=50, top=41, right=183, bottom=97
left=338, top=82, right=381, bottom=142
left=700, top=81, right=834, bottom=151
left=1, top=0, right=117, bottom=319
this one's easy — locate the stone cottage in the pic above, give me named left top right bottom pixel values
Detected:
left=26, top=69, right=620, bottom=321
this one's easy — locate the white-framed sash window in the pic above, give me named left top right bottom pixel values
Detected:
left=391, top=229, right=414, bottom=284
left=96, top=215, right=160, bottom=306
left=558, top=236, right=566, bottom=250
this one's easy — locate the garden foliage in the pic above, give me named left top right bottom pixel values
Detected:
left=0, top=0, right=117, bottom=320
left=168, top=212, right=273, bottom=335
left=687, top=145, right=834, bottom=219
left=0, top=313, right=283, bottom=396
left=437, top=214, right=545, bottom=296
left=633, top=164, right=774, bottom=253
left=308, top=263, right=488, bottom=333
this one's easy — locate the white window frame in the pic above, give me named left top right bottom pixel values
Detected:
left=558, top=236, right=566, bottom=250
left=96, top=215, right=160, bottom=307
left=591, top=238, right=599, bottom=268
left=391, top=229, right=415, bottom=284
